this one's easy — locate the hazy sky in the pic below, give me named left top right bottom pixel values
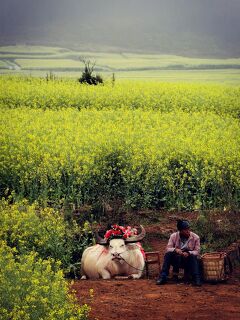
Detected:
left=1, top=0, right=240, bottom=56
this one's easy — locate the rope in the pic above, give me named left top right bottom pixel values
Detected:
left=118, top=252, right=145, bottom=272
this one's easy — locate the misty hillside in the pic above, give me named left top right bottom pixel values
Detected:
left=1, top=0, right=240, bottom=57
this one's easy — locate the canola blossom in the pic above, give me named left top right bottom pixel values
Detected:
left=0, top=75, right=239, bottom=319
left=0, top=241, right=90, bottom=320
left=1, top=105, right=239, bottom=210
left=1, top=76, right=240, bottom=117
left=0, top=199, right=92, bottom=267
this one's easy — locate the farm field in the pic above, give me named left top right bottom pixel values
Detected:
left=1, top=76, right=240, bottom=212
left=1, top=51, right=240, bottom=320
left=1, top=2, right=240, bottom=319
left=0, top=45, right=240, bottom=84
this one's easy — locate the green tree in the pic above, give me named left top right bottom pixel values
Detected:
left=78, top=57, right=103, bottom=85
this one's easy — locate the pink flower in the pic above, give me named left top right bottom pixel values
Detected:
left=104, top=224, right=137, bottom=240
left=104, top=230, right=113, bottom=239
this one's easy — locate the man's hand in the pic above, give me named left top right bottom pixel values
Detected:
left=175, top=249, right=190, bottom=257
left=175, top=248, right=183, bottom=255
left=182, top=252, right=190, bottom=258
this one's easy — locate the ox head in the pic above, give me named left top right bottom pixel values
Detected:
left=95, top=225, right=146, bottom=261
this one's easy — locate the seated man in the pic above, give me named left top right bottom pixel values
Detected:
left=156, top=219, right=202, bottom=286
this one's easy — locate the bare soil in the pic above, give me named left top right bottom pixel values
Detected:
left=73, top=213, right=240, bottom=320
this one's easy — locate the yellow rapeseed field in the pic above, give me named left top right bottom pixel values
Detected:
left=1, top=76, right=240, bottom=210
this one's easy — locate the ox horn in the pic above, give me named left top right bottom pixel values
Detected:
left=95, top=231, right=108, bottom=245
left=125, top=225, right=146, bottom=243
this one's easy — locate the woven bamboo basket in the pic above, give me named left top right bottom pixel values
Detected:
left=201, top=252, right=227, bottom=282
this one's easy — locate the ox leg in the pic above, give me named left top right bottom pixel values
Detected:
left=99, top=269, right=111, bottom=279
left=129, top=272, right=142, bottom=279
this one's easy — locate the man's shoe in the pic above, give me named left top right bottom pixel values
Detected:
left=156, top=277, right=167, bottom=285
left=192, top=277, right=202, bottom=287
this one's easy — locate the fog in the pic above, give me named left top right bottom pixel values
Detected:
left=0, top=0, right=240, bottom=56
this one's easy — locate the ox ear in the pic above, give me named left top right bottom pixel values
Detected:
left=95, top=231, right=108, bottom=245
left=125, top=225, right=146, bottom=243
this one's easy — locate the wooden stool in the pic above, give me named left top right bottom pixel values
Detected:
left=145, top=251, right=161, bottom=278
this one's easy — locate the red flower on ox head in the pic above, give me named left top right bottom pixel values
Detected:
left=104, top=230, right=113, bottom=239
left=104, top=225, right=136, bottom=240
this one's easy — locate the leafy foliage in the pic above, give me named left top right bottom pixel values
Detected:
left=78, top=58, right=103, bottom=85
left=0, top=199, right=93, bottom=269
left=0, top=242, right=90, bottom=320
left=1, top=77, right=240, bottom=117
left=0, top=76, right=240, bottom=213
left=192, top=211, right=240, bottom=253
left=1, top=107, right=239, bottom=212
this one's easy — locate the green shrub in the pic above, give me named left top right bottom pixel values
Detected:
left=78, top=58, right=103, bottom=85
left=0, top=199, right=93, bottom=269
left=0, top=241, right=90, bottom=320
left=192, top=211, right=240, bottom=253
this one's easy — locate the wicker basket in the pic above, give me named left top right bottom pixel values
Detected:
left=201, top=252, right=227, bottom=282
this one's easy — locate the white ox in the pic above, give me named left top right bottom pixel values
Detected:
left=81, top=226, right=146, bottom=279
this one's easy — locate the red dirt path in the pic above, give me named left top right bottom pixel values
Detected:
left=73, top=218, right=240, bottom=320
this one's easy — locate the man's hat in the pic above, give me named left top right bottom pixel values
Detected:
left=177, top=219, right=190, bottom=231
